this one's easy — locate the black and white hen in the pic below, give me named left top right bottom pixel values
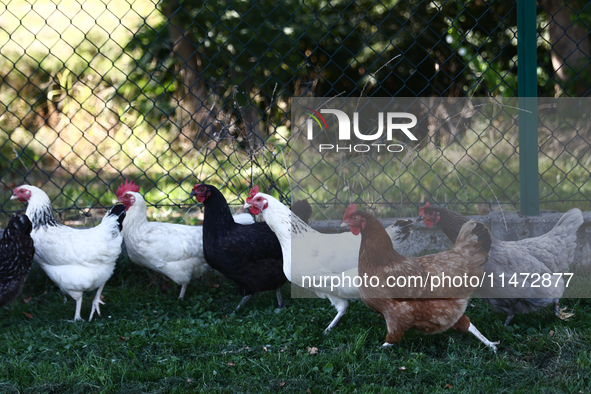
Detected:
left=0, top=212, right=35, bottom=308
left=12, top=185, right=126, bottom=321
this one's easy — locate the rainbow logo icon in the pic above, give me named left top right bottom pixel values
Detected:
left=304, top=107, right=328, bottom=132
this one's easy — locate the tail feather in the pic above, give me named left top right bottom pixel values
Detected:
left=519, top=207, right=584, bottom=272
left=454, top=221, right=492, bottom=255
left=553, top=208, right=583, bottom=233
left=392, top=219, right=414, bottom=243
left=385, top=219, right=415, bottom=247
left=291, top=199, right=313, bottom=224
left=444, top=221, right=491, bottom=282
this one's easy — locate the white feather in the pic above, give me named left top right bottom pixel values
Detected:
left=249, top=192, right=412, bottom=332
left=119, top=191, right=254, bottom=298
left=18, top=185, right=123, bottom=321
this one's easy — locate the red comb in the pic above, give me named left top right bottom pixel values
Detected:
left=343, top=203, right=358, bottom=221
left=116, top=180, right=140, bottom=199
left=418, top=202, right=429, bottom=216
left=246, top=185, right=260, bottom=204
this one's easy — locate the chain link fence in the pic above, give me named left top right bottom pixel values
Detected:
left=0, top=0, right=590, bottom=223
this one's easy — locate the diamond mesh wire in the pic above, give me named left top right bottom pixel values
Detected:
left=0, top=0, right=589, bottom=223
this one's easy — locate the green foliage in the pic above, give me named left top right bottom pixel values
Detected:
left=128, top=0, right=520, bottom=107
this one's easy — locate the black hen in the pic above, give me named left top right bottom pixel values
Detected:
left=0, top=212, right=35, bottom=308
left=191, top=184, right=287, bottom=310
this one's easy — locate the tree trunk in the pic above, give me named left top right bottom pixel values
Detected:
left=541, top=0, right=591, bottom=96
left=241, top=76, right=264, bottom=152
left=164, top=0, right=216, bottom=143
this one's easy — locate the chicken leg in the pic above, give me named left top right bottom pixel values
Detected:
left=276, top=288, right=286, bottom=308
left=179, top=283, right=188, bottom=300
left=69, top=291, right=84, bottom=322
left=235, top=295, right=252, bottom=311
left=323, top=298, right=349, bottom=334
left=453, top=314, right=499, bottom=353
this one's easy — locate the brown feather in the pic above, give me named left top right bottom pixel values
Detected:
left=350, top=210, right=491, bottom=345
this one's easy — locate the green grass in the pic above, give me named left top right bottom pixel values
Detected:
left=1, top=256, right=590, bottom=393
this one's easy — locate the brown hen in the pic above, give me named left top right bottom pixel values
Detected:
left=342, top=205, right=499, bottom=352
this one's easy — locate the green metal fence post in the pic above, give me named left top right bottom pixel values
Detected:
left=517, top=0, right=540, bottom=216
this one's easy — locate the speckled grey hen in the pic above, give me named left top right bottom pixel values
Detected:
left=419, top=203, right=583, bottom=326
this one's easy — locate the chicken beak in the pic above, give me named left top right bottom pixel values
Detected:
left=9, top=195, right=17, bottom=200
left=340, top=221, right=349, bottom=228
left=416, top=215, right=424, bottom=223
left=243, top=202, right=252, bottom=209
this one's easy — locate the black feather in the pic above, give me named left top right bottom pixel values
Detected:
left=291, top=199, right=312, bottom=224
left=108, top=204, right=127, bottom=231
left=30, top=205, right=59, bottom=229
left=393, top=218, right=415, bottom=243
left=198, top=185, right=286, bottom=306
left=0, top=213, right=35, bottom=308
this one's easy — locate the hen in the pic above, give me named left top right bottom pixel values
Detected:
left=12, top=185, right=126, bottom=321
left=342, top=205, right=499, bottom=351
left=191, top=184, right=286, bottom=310
left=290, top=199, right=313, bottom=224
left=244, top=186, right=414, bottom=332
left=116, top=180, right=254, bottom=299
left=0, top=213, right=35, bottom=308
left=419, top=203, right=583, bottom=325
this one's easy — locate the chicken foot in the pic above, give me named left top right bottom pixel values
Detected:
left=235, top=288, right=287, bottom=312
left=89, top=284, right=106, bottom=322
left=553, top=300, right=574, bottom=321
left=467, top=323, right=500, bottom=353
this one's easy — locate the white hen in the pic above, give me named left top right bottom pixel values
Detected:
left=116, top=180, right=254, bottom=299
left=244, top=186, right=414, bottom=332
left=12, top=185, right=126, bottom=321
